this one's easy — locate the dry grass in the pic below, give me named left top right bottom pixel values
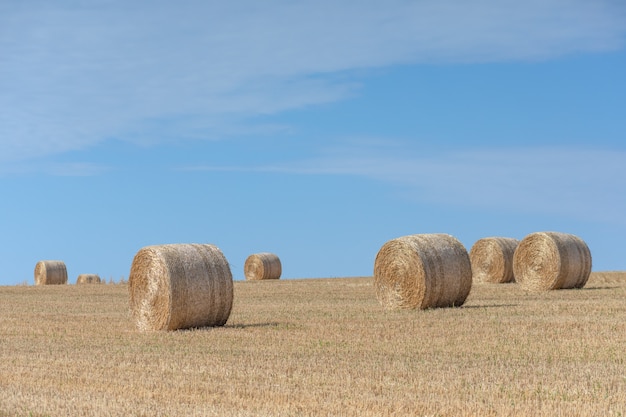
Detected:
left=1, top=272, right=625, bottom=416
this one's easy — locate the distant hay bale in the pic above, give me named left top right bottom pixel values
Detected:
left=34, top=260, right=68, bottom=285
left=76, top=274, right=101, bottom=284
left=128, top=243, right=233, bottom=331
left=373, top=233, right=472, bottom=310
left=513, top=231, right=592, bottom=291
left=469, top=237, right=519, bottom=283
left=244, top=252, right=282, bottom=280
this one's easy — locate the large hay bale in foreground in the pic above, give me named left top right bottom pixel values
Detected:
left=513, top=231, right=592, bottom=291
left=128, top=243, right=233, bottom=331
left=469, top=237, right=519, bottom=283
left=244, top=252, right=282, bottom=280
left=76, top=274, right=101, bottom=284
left=34, top=260, right=68, bottom=285
left=374, top=233, right=472, bottom=310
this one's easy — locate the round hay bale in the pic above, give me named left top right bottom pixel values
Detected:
left=513, top=231, right=592, bottom=291
left=244, top=252, right=282, bottom=280
left=76, top=274, right=101, bottom=284
left=128, top=243, right=233, bottom=331
left=34, top=260, right=68, bottom=285
left=469, top=237, right=519, bottom=283
left=373, top=233, right=472, bottom=310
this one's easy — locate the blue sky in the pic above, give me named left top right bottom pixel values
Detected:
left=1, top=0, right=625, bottom=285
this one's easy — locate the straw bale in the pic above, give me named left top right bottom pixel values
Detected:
left=244, top=252, right=282, bottom=280
left=34, top=260, right=68, bottom=285
left=76, top=274, right=101, bottom=284
left=469, top=237, right=519, bottom=283
left=128, top=243, right=233, bottom=331
left=373, top=233, right=472, bottom=310
left=513, top=231, right=592, bottom=291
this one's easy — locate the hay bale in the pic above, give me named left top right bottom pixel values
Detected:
left=469, top=237, right=519, bottom=283
left=34, top=260, right=68, bottom=285
left=513, top=231, right=592, bottom=291
left=373, top=233, right=472, bottom=310
left=128, top=243, right=233, bottom=331
left=76, top=274, right=101, bottom=284
left=244, top=252, right=282, bottom=280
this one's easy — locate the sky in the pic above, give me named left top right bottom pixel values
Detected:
left=1, top=0, right=625, bottom=285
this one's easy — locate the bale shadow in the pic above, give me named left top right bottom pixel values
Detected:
left=226, top=322, right=283, bottom=329
left=580, top=286, right=619, bottom=290
left=462, top=304, right=518, bottom=309
left=174, top=322, right=283, bottom=332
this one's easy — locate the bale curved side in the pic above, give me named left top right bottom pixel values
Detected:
left=34, top=260, right=68, bottom=285
left=469, top=237, right=519, bottom=283
left=244, top=253, right=282, bottom=280
left=513, top=231, right=592, bottom=291
left=128, top=243, right=233, bottom=331
left=373, top=233, right=472, bottom=310
left=76, top=274, right=101, bottom=284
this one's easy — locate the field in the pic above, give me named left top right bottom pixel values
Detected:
left=1, top=272, right=625, bottom=416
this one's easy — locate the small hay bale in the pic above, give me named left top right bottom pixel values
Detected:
left=469, top=237, right=519, bottom=283
left=244, top=252, right=282, bottom=280
left=34, top=260, right=68, bottom=285
left=76, top=274, right=101, bottom=284
left=513, top=231, right=592, bottom=291
left=373, top=233, right=472, bottom=310
left=128, top=243, right=233, bottom=331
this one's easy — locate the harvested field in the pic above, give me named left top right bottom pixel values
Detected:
left=0, top=272, right=625, bottom=416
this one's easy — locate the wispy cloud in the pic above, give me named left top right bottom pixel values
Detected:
left=188, top=143, right=626, bottom=225
left=0, top=161, right=111, bottom=177
left=1, top=0, right=625, bottom=162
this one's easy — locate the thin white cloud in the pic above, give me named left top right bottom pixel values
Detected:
left=0, top=161, right=111, bottom=176
left=191, top=144, right=626, bottom=225
left=1, top=0, right=625, bottom=162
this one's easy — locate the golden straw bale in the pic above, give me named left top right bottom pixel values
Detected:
left=469, top=237, right=519, bottom=283
left=34, top=260, right=68, bottom=285
left=244, top=252, right=282, bottom=280
left=513, top=231, right=592, bottom=291
left=373, top=233, right=472, bottom=310
left=76, top=274, right=101, bottom=284
left=128, top=243, right=233, bottom=331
